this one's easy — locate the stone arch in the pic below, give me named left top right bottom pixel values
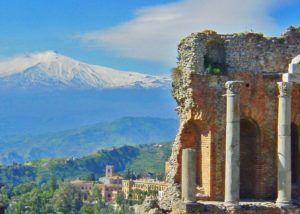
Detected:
left=291, top=123, right=300, bottom=201
left=174, top=118, right=212, bottom=198
left=176, top=120, right=202, bottom=187
left=240, top=118, right=260, bottom=199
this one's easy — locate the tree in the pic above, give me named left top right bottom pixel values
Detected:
left=124, top=169, right=131, bottom=179
left=52, top=183, right=83, bottom=214
left=116, top=192, right=125, bottom=205
left=27, top=188, right=43, bottom=213
left=88, top=186, right=102, bottom=205
left=85, top=173, right=95, bottom=181
left=80, top=205, right=100, bottom=214
left=80, top=205, right=94, bottom=214
left=12, top=182, right=37, bottom=196
left=116, top=192, right=131, bottom=214
left=129, top=189, right=147, bottom=205
left=0, top=187, right=9, bottom=208
left=7, top=187, right=54, bottom=214
left=124, top=169, right=135, bottom=180
left=99, top=205, right=115, bottom=214
left=50, top=175, right=58, bottom=192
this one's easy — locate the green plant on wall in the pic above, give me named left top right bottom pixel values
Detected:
left=207, top=63, right=222, bottom=75
left=171, top=67, right=182, bottom=81
left=204, top=38, right=226, bottom=75
left=204, top=54, right=224, bottom=76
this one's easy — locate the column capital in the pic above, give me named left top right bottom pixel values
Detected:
left=277, top=81, right=292, bottom=97
left=225, top=81, right=243, bottom=95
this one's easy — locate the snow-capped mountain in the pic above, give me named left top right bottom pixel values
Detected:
left=0, top=51, right=170, bottom=89
left=0, top=51, right=176, bottom=137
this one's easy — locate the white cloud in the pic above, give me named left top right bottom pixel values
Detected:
left=79, top=0, right=284, bottom=64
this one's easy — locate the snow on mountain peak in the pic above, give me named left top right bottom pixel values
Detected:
left=0, top=51, right=170, bottom=89
left=29, top=50, right=59, bottom=60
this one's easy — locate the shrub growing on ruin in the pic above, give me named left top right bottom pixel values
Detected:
left=171, top=67, right=183, bottom=84
left=207, top=63, right=222, bottom=75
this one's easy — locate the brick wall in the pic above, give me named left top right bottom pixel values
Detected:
left=164, top=28, right=300, bottom=210
left=201, top=131, right=211, bottom=196
left=172, top=72, right=300, bottom=201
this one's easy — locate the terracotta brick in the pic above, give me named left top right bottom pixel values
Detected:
left=173, top=73, right=300, bottom=201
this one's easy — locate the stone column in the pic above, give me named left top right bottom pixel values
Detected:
left=182, top=148, right=196, bottom=203
left=224, top=81, right=242, bottom=207
left=276, top=81, right=293, bottom=207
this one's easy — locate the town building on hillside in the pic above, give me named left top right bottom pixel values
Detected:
left=68, top=165, right=123, bottom=203
left=99, top=165, right=123, bottom=185
left=68, top=179, right=94, bottom=200
left=122, top=179, right=168, bottom=201
left=98, top=165, right=123, bottom=203
left=106, top=165, right=113, bottom=177
left=99, top=175, right=123, bottom=185
left=95, top=183, right=122, bottom=203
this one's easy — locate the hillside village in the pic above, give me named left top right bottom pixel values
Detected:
left=67, top=165, right=167, bottom=207
left=0, top=143, right=171, bottom=213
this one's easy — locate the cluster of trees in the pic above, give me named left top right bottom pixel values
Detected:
left=2, top=182, right=84, bottom=213
left=0, top=177, right=130, bottom=214
left=123, top=169, right=165, bottom=181
left=115, top=189, right=158, bottom=207
left=0, top=142, right=172, bottom=213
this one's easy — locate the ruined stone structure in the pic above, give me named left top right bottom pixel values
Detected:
left=161, top=27, right=300, bottom=213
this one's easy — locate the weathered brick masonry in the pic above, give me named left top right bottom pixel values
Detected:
left=160, top=27, right=300, bottom=212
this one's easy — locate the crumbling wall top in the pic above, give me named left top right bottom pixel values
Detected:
left=177, top=26, right=300, bottom=75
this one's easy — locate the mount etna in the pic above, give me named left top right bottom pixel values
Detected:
left=0, top=51, right=177, bottom=163
left=0, top=51, right=176, bottom=135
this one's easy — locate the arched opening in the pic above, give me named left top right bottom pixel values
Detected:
left=179, top=122, right=202, bottom=187
left=291, top=123, right=300, bottom=201
left=175, top=121, right=206, bottom=189
left=240, top=119, right=259, bottom=199
left=175, top=120, right=212, bottom=198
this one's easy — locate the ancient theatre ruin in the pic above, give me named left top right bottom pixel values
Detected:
left=161, top=27, right=300, bottom=213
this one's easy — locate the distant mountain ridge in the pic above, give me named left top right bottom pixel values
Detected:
left=0, top=51, right=170, bottom=89
left=0, top=143, right=172, bottom=186
left=0, top=117, right=178, bottom=164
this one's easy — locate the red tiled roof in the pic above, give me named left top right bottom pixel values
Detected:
left=109, top=176, right=123, bottom=180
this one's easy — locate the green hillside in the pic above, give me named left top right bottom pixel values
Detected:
left=0, top=142, right=172, bottom=186
left=0, top=117, right=177, bottom=164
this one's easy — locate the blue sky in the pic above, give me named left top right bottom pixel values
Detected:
left=0, top=0, right=299, bottom=75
